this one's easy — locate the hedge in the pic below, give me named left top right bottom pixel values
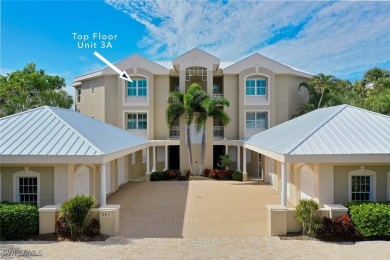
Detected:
left=0, top=202, right=39, bottom=240
left=348, top=202, right=390, bottom=237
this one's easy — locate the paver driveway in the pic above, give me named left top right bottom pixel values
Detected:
left=106, top=180, right=282, bottom=238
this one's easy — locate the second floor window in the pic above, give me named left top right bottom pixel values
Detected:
left=127, top=113, right=147, bottom=129
left=128, top=79, right=147, bottom=96
left=246, top=112, right=268, bottom=129
left=246, top=78, right=267, bottom=96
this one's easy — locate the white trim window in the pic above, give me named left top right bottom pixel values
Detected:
left=351, top=176, right=372, bottom=201
left=91, top=83, right=95, bottom=95
left=246, top=78, right=267, bottom=96
left=76, top=88, right=81, bottom=103
left=349, top=167, right=376, bottom=202
left=13, top=170, right=40, bottom=206
left=127, top=113, right=147, bottom=130
left=246, top=112, right=268, bottom=129
left=127, top=79, right=147, bottom=96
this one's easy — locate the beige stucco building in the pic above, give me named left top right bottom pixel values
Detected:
left=73, top=48, right=312, bottom=179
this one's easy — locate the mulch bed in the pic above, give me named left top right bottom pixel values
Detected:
left=279, top=232, right=319, bottom=241
left=26, top=233, right=109, bottom=242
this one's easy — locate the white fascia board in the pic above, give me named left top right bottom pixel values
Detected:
left=284, top=154, right=390, bottom=164
left=213, top=139, right=243, bottom=146
left=243, top=143, right=286, bottom=163
left=0, top=155, right=105, bottom=164
left=102, top=143, right=150, bottom=163
left=148, top=140, right=180, bottom=146
left=73, top=81, right=82, bottom=87
left=74, top=71, right=103, bottom=82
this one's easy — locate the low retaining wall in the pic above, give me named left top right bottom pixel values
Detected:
left=38, top=204, right=120, bottom=236
left=266, top=204, right=348, bottom=236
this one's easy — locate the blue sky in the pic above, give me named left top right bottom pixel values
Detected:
left=2, top=0, right=390, bottom=97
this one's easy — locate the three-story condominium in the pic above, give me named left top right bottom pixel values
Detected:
left=73, top=48, right=312, bottom=179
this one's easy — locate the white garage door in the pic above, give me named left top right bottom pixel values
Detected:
left=74, top=166, right=90, bottom=196
left=300, top=165, right=314, bottom=200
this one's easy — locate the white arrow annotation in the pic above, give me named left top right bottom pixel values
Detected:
left=93, top=51, right=132, bottom=82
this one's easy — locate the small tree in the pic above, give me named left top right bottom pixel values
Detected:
left=217, top=154, right=232, bottom=170
left=295, top=199, right=321, bottom=236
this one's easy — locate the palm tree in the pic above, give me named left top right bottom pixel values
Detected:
left=165, top=84, right=208, bottom=173
left=312, top=73, right=336, bottom=109
left=196, top=96, right=230, bottom=176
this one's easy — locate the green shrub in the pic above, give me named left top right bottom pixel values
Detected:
left=150, top=171, right=164, bottom=181
left=0, top=202, right=38, bottom=240
left=60, top=195, right=96, bottom=236
left=295, top=199, right=321, bottom=235
left=217, top=154, right=232, bottom=170
left=348, top=202, right=390, bottom=237
left=232, top=171, right=243, bottom=181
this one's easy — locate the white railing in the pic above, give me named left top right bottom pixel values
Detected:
left=169, top=126, right=180, bottom=139
left=212, top=93, right=223, bottom=99
left=213, top=126, right=224, bottom=139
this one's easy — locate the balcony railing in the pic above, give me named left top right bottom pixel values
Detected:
left=212, top=93, right=223, bottom=99
left=169, top=126, right=180, bottom=139
left=213, top=126, right=224, bottom=139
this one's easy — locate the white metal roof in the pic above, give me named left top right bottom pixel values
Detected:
left=244, top=105, right=390, bottom=163
left=0, top=106, right=148, bottom=157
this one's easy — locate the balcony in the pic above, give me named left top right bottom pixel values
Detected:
left=213, top=126, right=224, bottom=139
left=169, top=126, right=180, bottom=139
left=212, top=93, right=223, bottom=99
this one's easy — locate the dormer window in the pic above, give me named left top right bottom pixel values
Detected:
left=246, top=78, right=267, bottom=96
left=127, top=79, right=147, bottom=96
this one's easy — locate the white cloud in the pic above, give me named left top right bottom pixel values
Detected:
left=105, top=0, right=390, bottom=80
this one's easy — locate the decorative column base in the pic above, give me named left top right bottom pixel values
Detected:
left=145, top=172, right=151, bottom=181
left=242, top=172, right=248, bottom=182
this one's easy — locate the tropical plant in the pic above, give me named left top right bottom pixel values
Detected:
left=0, top=63, right=73, bottom=117
left=217, top=154, right=232, bottom=170
left=311, top=73, right=336, bottom=109
left=295, top=199, right=321, bottom=236
left=196, top=95, right=230, bottom=175
left=294, top=68, right=390, bottom=117
left=60, top=195, right=96, bottom=236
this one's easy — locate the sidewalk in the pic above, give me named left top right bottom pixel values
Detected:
left=2, top=237, right=390, bottom=259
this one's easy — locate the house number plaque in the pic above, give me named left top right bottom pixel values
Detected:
left=101, top=211, right=114, bottom=217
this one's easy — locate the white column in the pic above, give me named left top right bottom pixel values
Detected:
left=281, top=162, right=288, bottom=207
left=100, top=164, right=106, bottom=206
left=146, top=147, right=150, bottom=173
left=164, top=145, right=168, bottom=171
left=237, top=146, right=241, bottom=171
left=225, top=145, right=228, bottom=155
left=242, top=147, right=247, bottom=181
left=152, top=146, right=156, bottom=172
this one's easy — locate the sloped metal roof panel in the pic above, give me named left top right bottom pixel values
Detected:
left=0, top=106, right=148, bottom=157
left=244, top=105, right=390, bottom=156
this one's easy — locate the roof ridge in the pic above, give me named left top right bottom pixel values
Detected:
left=285, top=105, right=348, bottom=155
left=44, top=107, right=104, bottom=154
left=0, top=106, right=45, bottom=121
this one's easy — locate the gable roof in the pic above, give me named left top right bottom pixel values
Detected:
left=73, top=54, right=169, bottom=82
left=223, top=53, right=312, bottom=78
left=244, top=105, right=390, bottom=163
left=0, top=106, right=148, bottom=163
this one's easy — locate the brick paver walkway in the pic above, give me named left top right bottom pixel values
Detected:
left=106, top=180, right=282, bottom=237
